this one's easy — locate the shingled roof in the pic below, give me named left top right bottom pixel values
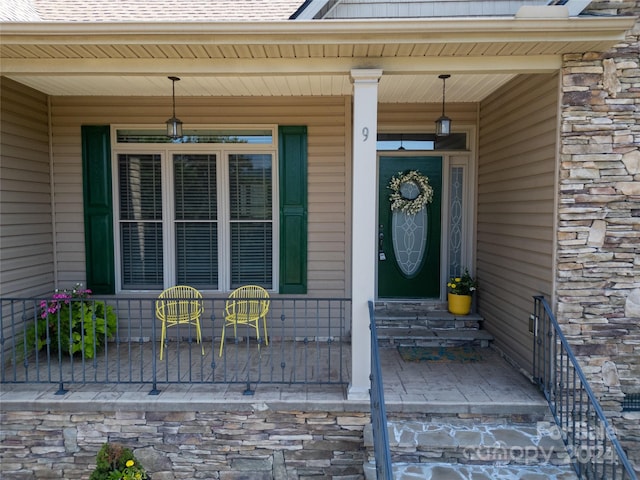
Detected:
left=1, top=0, right=304, bottom=22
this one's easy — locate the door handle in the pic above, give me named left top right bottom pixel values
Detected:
left=378, top=224, right=386, bottom=261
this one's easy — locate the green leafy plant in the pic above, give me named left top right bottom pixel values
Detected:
left=447, top=269, right=478, bottom=296
left=90, top=443, right=149, bottom=480
left=25, top=283, right=117, bottom=359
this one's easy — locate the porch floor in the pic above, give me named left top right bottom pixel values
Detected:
left=1, top=343, right=546, bottom=415
left=379, top=345, right=546, bottom=415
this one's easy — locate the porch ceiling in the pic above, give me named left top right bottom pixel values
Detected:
left=0, top=17, right=634, bottom=103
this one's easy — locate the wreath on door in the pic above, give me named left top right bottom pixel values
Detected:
left=388, top=170, right=433, bottom=215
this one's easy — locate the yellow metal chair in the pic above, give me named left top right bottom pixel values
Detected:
left=156, top=285, right=204, bottom=360
left=219, top=285, right=270, bottom=357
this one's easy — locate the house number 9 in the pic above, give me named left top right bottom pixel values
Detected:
left=362, top=127, right=369, bottom=141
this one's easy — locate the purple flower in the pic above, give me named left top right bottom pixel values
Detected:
left=39, top=283, right=94, bottom=319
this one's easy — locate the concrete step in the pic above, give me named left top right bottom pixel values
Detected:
left=385, top=419, right=570, bottom=466
left=374, top=302, right=484, bottom=330
left=364, top=418, right=578, bottom=479
left=377, top=315, right=484, bottom=330
left=376, top=301, right=493, bottom=347
left=365, top=462, right=578, bottom=479
left=375, top=300, right=449, bottom=312
left=374, top=301, right=493, bottom=349
left=377, top=327, right=494, bottom=348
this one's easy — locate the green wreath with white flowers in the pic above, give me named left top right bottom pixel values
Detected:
left=388, top=170, right=434, bottom=215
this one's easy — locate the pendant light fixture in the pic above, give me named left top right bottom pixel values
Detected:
left=435, top=74, right=451, bottom=137
left=166, top=76, right=183, bottom=139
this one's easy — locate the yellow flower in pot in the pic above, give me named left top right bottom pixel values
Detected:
left=446, top=269, right=477, bottom=315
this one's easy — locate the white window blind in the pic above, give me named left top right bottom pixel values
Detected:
left=229, top=154, right=273, bottom=288
left=118, top=153, right=164, bottom=289
left=174, top=154, right=219, bottom=288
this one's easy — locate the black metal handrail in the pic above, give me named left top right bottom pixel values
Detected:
left=1, top=296, right=350, bottom=396
left=532, top=296, right=638, bottom=480
left=368, top=300, right=393, bottom=480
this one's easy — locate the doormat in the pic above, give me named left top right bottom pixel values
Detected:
left=398, top=345, right=483, bottom=363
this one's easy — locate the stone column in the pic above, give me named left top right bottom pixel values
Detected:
left=559, top=0, right=640, bottom=472
left=348, top=69, right=382, bottom=400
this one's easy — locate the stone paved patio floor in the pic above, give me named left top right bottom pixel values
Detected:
left=1, top=344, right=545, bottom=414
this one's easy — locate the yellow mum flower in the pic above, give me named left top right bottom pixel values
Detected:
left=126, top=460, right=135, bottom=468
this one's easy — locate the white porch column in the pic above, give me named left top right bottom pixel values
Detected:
left=348, top=68, right=382, bottom=400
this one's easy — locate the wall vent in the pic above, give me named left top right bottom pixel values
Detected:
left=622, top=393, right=640, bottom=412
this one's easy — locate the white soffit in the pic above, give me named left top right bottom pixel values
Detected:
left=5, top=73, right=515, bottom=103
left=1, top=16, right=634, bottom=101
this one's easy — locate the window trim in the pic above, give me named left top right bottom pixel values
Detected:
left=111, top=125, right=279, bottom=294
left=114, top=125, right=275, bottom=146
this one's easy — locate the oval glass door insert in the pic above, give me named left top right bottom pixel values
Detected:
left=392, top=205, right=428, bottom=277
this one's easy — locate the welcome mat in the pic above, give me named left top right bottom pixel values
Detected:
left=398, top=345, right=483, bottom=363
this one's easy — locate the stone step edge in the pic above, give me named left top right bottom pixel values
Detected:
left=375, top=312, right=484, bottom=320
left=383, top=399, right=550, bottom=416
left=365, top=420, right=567, bottom=453
left=374, top=301, right=448, bottom=307
left=363, top=461, right=578, bottom=480
left=376, top=321, right=484, bottom=329
left=377, top=329, right=494, bottom=347
left=377, top=328, right=493, bottom=339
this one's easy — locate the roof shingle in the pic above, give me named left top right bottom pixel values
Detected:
left=1, top=0, right=41, bottom=21
left=2, top=0, right=305, bottom=22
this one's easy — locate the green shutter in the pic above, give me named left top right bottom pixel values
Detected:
left=82, top=126, right=115, bottom=294
left=279, top=126, right=308, bottom=294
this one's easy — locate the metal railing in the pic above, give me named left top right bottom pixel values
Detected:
left=1, top=296, right=350, bottom=395
left=368, top=300, right=393, bottom=480
left=532, top=296, right=638, bottom=480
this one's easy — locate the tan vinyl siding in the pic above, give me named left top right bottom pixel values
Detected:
left=0, top=77, right=53, bottom=297
left=49, top=95, right=350, bottom=297
left=477, top=73, right=557, bottom=372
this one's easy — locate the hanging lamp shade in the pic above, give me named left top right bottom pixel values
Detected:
left=166, top=76, right=183, bottom=139
left=435, top=115, right=451, bottom=137
left=435, top=74, right=451, bottom=137
left=166, top=115, right=183, bottom=139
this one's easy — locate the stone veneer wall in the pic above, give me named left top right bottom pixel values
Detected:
left=559, top=0, right=640, bottom=471
left=0, top=409, right=368, bottom=479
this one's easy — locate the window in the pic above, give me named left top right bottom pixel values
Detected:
left=117, top=129, right=273, bottom=144
left=118, top=153, right=164, bottom=289
left=377, top=133, right=467, bottom=151
left=229, top=154, right=273, bottom=288
left=174, top=154, right=218, bottom=289
left=83, top=125, right=306, bottom=294
left=114, top=129, right=276, bottom=292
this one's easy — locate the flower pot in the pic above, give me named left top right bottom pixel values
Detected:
left=448, top=293, right=472, bottom=315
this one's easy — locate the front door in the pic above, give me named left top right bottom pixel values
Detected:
left=377, top=156, right=442, bottom=298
